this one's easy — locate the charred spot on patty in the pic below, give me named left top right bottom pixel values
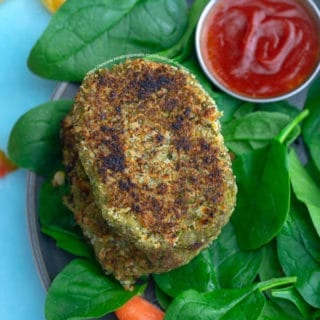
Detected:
left=101, top=153, right=125, bottom=172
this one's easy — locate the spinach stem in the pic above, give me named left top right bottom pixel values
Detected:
left=276, top=109, right=309, bottom=144
left=257, top=277, right=297, bottom=292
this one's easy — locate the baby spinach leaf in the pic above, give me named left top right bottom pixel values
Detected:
left=259, top=241, right=284, bottom=281
left=164, top=288, right=265, bottom=320
left=28, top=0, right=188, bottom=81
left=302, top=76, right=320, bottom=172
left=288, top=149, right=320, bottom=237
left=282, top=126, right=301, bottom=147
left=232, top=139, right=290, bottom=250
left=214, top=94, right=244, bottom=123
left=159, top=0, right=209, bottom=62
left=164, top=278, right=296, bottom=320
left=232, top=101, right=256, bottom=118
left=231, top=111, right=308, bottom=250
left=312, top=310, right=320, bottom=320
left=39, top=179, right=92, bottom=258
left=208, top=222, right=262, bottom=288
left=257, top=100, right=300, bottom=119
left=276, top=110, right=308, bottom=144
left=222, top=111, right=292, bottom=155
left=305, top=159, right=320, bottom=188
left=255, top=103, right=303, bottom=147
left=271, top=286, right=312, bottom=319
left=258, top=241, right=308, bottom=319
left=8, top=100, right=73, bottom=176
left=153, top=250, right=217, bottom=298
left=155, top=284, right=172, bottom=310
left=288, top=195, right=320, bottom=263
left=277, top=199, right=320, bottom=308
left=45, top=259, right=146, bottom=320
left=260, top=300, right=303, bottom=320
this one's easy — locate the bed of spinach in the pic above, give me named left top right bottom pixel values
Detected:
left=7, top=0, right=320, bottom=319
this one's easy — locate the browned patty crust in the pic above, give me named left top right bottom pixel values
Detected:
left=62, top=58, right=237, bottom=288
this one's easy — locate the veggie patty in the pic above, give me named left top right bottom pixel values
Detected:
left=61, top=58, right=237, bottom=289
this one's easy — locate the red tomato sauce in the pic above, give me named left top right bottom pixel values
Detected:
left=200, top=0, right=320, bottom=98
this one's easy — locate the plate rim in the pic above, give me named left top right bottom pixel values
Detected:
left=26, top=81, right=71, bottom=291
left=27, top=170, right=51, bottom=290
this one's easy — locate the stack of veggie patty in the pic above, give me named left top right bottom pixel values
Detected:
left=61, top=59, right=237, bottom=289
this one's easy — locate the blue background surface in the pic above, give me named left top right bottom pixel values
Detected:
left=0, top=1, right=57, bottom=318
left=1, top=1, right=320, bottom=319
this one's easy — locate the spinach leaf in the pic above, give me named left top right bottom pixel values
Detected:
left=208, top=222, right=262, bottom=288
left=259, top=241, right=308, bottom=319
left=305, top=159, right=320, bottom=189
left=288, top=149, right=320, bottom=237
left=164, top=278, right=296, bottom=320
left=232, top=101, right=256, bottom=118
left=259, top=241, right=284, bottom=281
left=28, top=0, right=188, bottom=81
left=39, top=179, right=92, bottom=258
left=276, top=109, right=309, bottom=146
left=222, top=111, right=292, bottom=155
left=45, top=259, right=146, bottom=320
left=153, top=250, right=217, bottom=298
left=288, top=195, right=320, bottom=263
left=158, top=0, right=209, bottom=62
left=282, top=126, right=301, bottom=147
left=214, top=93, right=244, bottom=123
left=260, top=300, right=303, bottom=320
left=232, top=139, right=290, bottom=250
left=271, top=286, right=312, bottom=319
left=155, top=284, right=172, bottom=310
left=256, top=100, right=300, bottom=119
left=313, top=310, right=320, bottom=320
left=8, top=100, right=73, bottom=176
left=164, top=288, right=265, bottom=320
left=232, top=110, right=309, bottom=250
left=302, top=76, right=320, bottom=172
left=277, top=198, right=320, bottom=308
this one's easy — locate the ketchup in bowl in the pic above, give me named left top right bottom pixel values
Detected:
left=196, top=0, right=320, bottom=102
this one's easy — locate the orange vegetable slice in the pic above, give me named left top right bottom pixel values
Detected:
left=115, top=295, right=164, bottom=320
left=0, top=150, right=17, bottom=178
left=41, top=0, right=66, bottom=13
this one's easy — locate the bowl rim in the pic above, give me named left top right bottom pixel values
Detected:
left=195, top=0, right=320, bottom=103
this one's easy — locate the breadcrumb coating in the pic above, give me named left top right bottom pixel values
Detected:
left=61, top=59, right=237, bottom=289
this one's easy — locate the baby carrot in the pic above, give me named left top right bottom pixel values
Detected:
left=115, top=295, right=164, bottom=320
left=0, top=150, right=17, bottom=178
